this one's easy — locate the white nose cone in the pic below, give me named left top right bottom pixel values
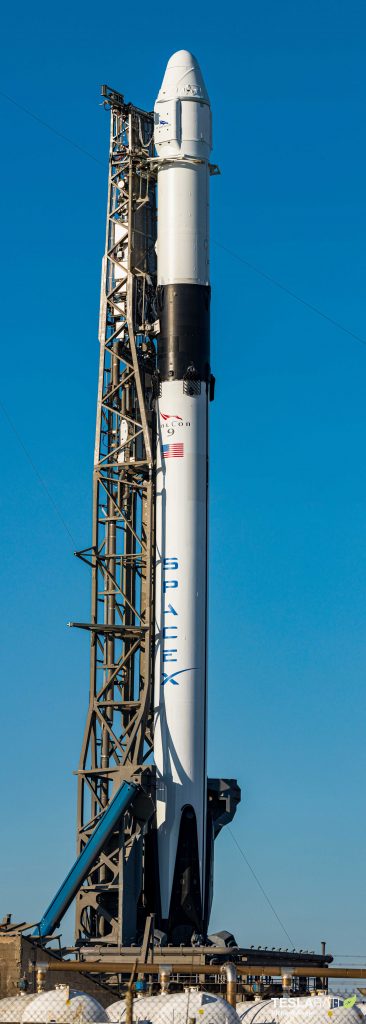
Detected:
left=155, top=49, right=212, bottom=158
left=157, top=49, right=210, bottom=104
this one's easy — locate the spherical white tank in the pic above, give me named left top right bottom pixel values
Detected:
left=107, top=991, right=240, bottom=1024
left=0, top=995, right=37, bottom=1023
left=21, top=986, right=108, bottom=1023
left=235, top=1001, right=276, bottom=1023
left=106, top=1002, right=124, bottom=1023
left=236, top=996, right=363, bottom=1024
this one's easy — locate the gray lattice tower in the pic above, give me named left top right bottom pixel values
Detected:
left=72, top=89, right=157, bottom=946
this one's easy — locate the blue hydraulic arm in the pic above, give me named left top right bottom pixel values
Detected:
left=35, top=781, right=138, bottom=938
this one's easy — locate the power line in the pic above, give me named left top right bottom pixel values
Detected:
left=1, top=89, right=365, bottom=553
left=0, top=399, right=77, bottom=547
left=214, top=241, right=366, bottom=348
left=227, top=826, right=295, bottom=948
left=0, top=89, right=104, bottom=165
left=1, top=86, right=365, bottom=353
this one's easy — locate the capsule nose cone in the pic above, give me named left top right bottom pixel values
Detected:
left=166, top=49, right=199, bottom=69
left=157, top=49, right=210, bottom=105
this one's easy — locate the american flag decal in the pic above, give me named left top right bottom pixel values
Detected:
left=162, top=443, right=184, bottom=459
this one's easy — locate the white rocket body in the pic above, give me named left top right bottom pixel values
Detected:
left=155, top=55, right=211, bottom=286
left=153, top=51, right=212, bottom=934
left=154, top=386, right=209, bottom=921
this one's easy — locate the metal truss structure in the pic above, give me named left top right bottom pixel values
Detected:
left=72, top=87, right=157, bottom=947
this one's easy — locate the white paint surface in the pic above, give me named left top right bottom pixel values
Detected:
left=154, top=381, right=209, bottom=918
left=154, top=50, right=212, bottom=286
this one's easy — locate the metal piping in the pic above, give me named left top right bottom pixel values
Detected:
left=45, top=962, right=366, bottom=979
left=125, top=986, right=133, bottom=1024
left=36, top=964, right=48, bottom=994
left=281, top=971, right=293, bottom=995
left=35, top=781, right=138, bottom=937
left=223, top=963, right=237, bottom=1008
left=159, top=966, right=172, bottom=993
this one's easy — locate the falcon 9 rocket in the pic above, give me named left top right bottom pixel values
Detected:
left=153, top=50, right=212, bottom=942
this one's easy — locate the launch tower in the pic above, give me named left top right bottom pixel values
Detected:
left=35, top=58, right=240, bottom=955
left=73, top=90, right=157, bottom=947
left=0, top=54, right=334, bottom=1001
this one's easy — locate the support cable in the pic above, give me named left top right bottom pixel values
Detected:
left=227, top=825, right=295, bottom=948
left=1, top=89, right=365, bottom=351
left=0, top=89, right=103, bottom=164
left=0, top=398, right=77, bottom=546
left=215, top=240, right=366, bottom=349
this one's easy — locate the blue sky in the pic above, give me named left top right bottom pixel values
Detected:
left=1, top=0, right=366, bottom=962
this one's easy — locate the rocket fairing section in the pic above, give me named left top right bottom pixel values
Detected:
left=153, top=50, right=212, bottom=942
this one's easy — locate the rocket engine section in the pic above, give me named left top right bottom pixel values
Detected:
left=153, top=51, right=212, bottom=943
